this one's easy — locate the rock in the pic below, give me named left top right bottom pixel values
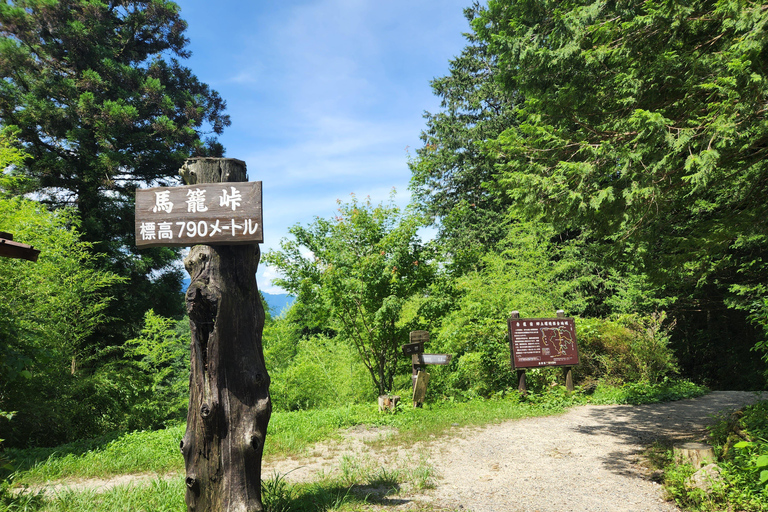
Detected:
left=686, top=463, right=723, bottom=492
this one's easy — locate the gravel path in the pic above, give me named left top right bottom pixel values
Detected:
left=267, top=391, right=766, bottom=512
left=28, top=391, right=766, bottom=511
left=420, top=391, right=766, bottom=511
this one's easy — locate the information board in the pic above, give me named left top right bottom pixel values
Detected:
left=508, top=317, right=579, bottom=369
left=135, top=181, right=262, bottom=247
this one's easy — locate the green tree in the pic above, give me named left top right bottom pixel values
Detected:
left=0, top=0, right=231, bottom=345
left=409, top=3, right=517, bottom=274
left=0, top=196, right=126, bottom=446
left=265, top=194, right=435, bottom=395
left=476, top=0, right=768, bottom=386
left=432, top=218, right=588, bottom=396
left=478, top=0, right=768, bottom=309
left=124, top=310, right=189, bottom=430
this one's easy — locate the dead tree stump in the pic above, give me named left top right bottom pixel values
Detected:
left=674, top=442, right=716, bottom=470
left=179, top=158, right=271, bottom=512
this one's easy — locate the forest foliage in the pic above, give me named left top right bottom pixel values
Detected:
left=1, top=0, right=768, bottom=454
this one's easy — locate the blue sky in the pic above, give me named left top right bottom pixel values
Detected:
left=176, top=0, right=472, bottom=293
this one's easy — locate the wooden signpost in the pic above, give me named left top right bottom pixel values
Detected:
left=136, top=158, right=270, bottom=512
left=508, top=310, right=579, bottom=394
left=403, top=330, right=452, bottom=407
left=0, top=232, right=40, bottom=262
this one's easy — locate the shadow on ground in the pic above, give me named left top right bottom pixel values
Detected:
left=573, top=391, right=766, bottom=479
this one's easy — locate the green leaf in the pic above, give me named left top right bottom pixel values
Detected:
left=760, top=469, right=768, bottom=484
left=757, top=455, right=768, bottom=468
left=734, top=441, right=753, bottom=449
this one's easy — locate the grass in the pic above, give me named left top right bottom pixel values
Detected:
left=1, top=380, right=708, bottom=512
left=6, top=391, right=576, bottom=486
left=660, top=398, right=768, bottom=512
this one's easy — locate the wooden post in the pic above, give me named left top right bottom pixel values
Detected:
left=179, top=158, right=271, bottom=512
left=517, top=370, right=527, bottom=395
left=555, top=310, right=574, bottom=392
left=509, top=311, right=527, bottom=395
left=563, top=367, right=574, bottom=392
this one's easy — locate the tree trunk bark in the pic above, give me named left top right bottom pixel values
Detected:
left=179, top=158, right=271, bottom=512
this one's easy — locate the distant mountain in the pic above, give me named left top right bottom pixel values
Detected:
left=262, top=292, right=295, bottom=317
left=181, top=277, right=293, bottom=317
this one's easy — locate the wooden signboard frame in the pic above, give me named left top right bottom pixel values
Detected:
left=135, top=181, right=263, bottom=247
left=508, top=311, right=579, bottom=393
left=508, top=312, right=579, bottom=369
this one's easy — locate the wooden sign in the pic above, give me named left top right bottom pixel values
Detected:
left=0, top=232, right=40, bottom=262
left=402, top=342, right=424, bottom=356
left=135, top=181, right=262, bottom=247
left=410, top=330, right=429, bottom=343
left=508, top=315, right=579, bottom=369
left=412, top=354, right=452, bottom=366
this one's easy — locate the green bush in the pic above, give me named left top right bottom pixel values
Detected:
left=268, top=335, right=373, bottom=411
left=123, top=310, right=190, bottom=430
left=666, top=400, right=768, bottom=511
left=576, top=312, right=678, bottom=385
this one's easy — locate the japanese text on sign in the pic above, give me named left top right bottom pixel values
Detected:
left=135, top=182, right=263, bottom=248
left=508, top=317, right=579, bottom=369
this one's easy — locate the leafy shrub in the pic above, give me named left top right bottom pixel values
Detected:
left=666, top=400, right=768, bottom=511
left=751, top=298, right=768, bottom=385
left=0, top=197, right=125, bottom=447
left=268, top=335, right=373, bottom=411
left=577, top=312, right=678, bottom=385
left=123, top=310, right=190, bottom=430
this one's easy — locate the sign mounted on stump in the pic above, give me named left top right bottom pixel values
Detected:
left=135, top=181, right=263, bottom=247
left=508, top=315, right=579, bottom=369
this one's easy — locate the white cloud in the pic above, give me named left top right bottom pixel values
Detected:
left=177, top=0, right=471, bottom=293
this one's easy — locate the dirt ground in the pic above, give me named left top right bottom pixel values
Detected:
left=265, top=391, right=766, bottom=511
left=29, top=391, right=767, bottom=511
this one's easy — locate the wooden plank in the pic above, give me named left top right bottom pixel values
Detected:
left=409, top=330, right=429, bottom=343
left=135, top=181, right=263, bottom=247
left=0, top=237, right=40, bottom=262
left=402, top=341, right=424, bottom=356
left=412, top=354, right=452, bottom=366
left=412, top=370, right=430, bottom=406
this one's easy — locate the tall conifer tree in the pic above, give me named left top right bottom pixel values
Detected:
left=0, top=0, right=231, bottom=348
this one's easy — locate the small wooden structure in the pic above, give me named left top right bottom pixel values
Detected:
left=403, top=331, right=452, bottom=407
left=0, top=232, right=40, bottom=262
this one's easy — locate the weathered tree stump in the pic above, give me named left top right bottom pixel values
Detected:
left=378, top=395, right=400, bottom=412
left=179, top=158, right=271, bottom=512
left=674, top=442, right=716, bottom=470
